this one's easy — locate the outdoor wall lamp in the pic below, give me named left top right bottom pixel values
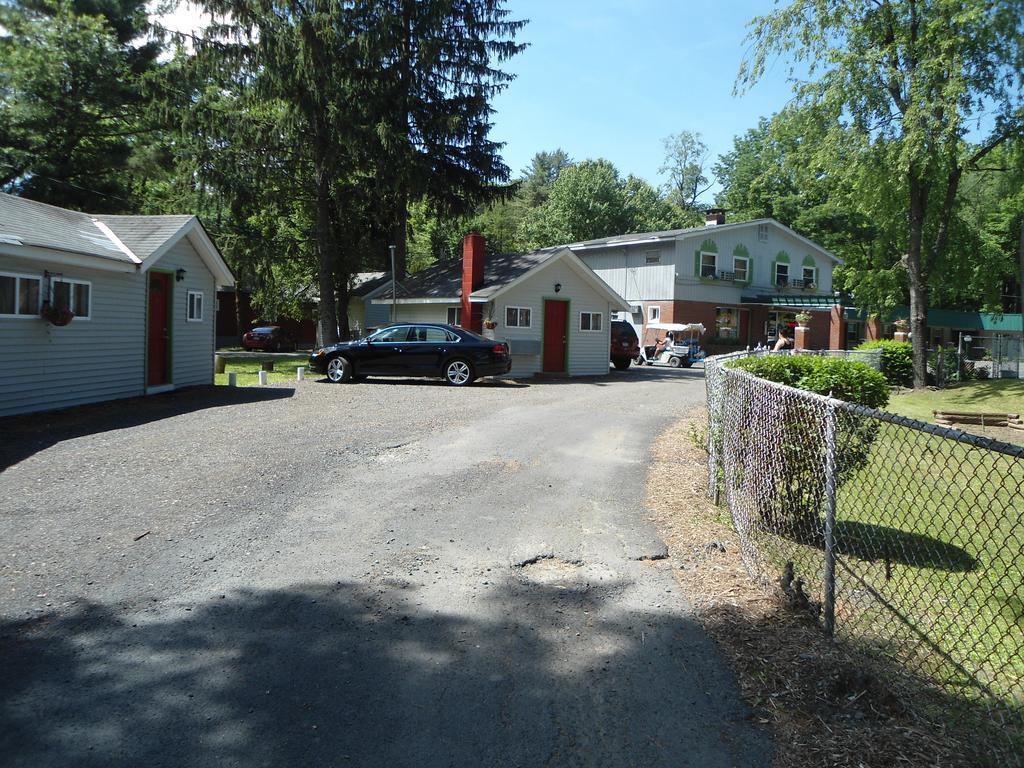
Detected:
left=175, top=268, right=187, bottom=282
left=554, top=282, right=562, bottom=293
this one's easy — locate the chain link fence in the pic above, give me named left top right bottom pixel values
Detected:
left=705, top=349, right=1024, bottom=764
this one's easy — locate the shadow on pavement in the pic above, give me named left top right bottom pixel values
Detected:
left=308, top=365, right=704, bottom=389
left=0, top=580, right=769, bottom=768
left=0, top=386, right=294, bottom=472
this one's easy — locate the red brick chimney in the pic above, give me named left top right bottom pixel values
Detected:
left=461, top=232, right=486, bottom=332
left=704, top=208, right=726, bottom=226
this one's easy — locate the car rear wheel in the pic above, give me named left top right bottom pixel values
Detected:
left=443, top=359, right=474, bottom=386
left=326, top=355, right=352, bottom=383
left=612, top=357, right=631, bottom=370
left=667, top=356, right=681, bottom=368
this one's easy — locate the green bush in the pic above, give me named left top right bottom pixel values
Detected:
left=725, top=354, right=889, bottom=534
left=729, top=355, right=890, bottom=409
left=856, top=340, right=912, bottom=387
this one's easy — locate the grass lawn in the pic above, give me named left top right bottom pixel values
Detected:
left=215, top=358, right=308, bottom=387
left=886, top=379, right=1024, bottom=423
left=751, top=388, right=1024, bottom=734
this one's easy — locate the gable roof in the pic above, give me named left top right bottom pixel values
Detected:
left=0, top=193, right=234, bottom=286
left=565, top=218, right=843, bottom=264
left=351, top=272, right=392, bottom=298
left=373, top=247, right=630, bottom=311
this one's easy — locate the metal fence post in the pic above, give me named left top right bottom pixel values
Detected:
left=822, top=400, right=839, bottom=638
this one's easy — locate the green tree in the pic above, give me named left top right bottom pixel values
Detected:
left=659, top=130, right=712, bottom=211
left=0, top=0, right=158, bottom=210
left=739, top=0, right=1024, bottom=387
left=519, top=159, right=682, bottom=248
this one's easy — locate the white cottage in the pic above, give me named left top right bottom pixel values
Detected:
left=0, top=193, right=234, bottom=417
left=373, top=234, right=631, bottom=376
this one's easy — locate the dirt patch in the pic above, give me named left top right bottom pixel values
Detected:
left=647, top=410, right=975, bottom=768
left=513, top=555, right=619, bottom=591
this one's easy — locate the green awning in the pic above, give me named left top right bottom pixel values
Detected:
left=741, top=294, right=839, bottom=307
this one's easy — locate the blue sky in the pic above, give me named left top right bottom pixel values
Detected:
left=488, top=0, right=796, bottom=194
left=157, top=0, right=797, bottom=198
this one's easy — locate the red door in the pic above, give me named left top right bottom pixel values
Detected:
left=542, top=299, right=568, bottom=373
left=148, top=272, right=170, bottom=386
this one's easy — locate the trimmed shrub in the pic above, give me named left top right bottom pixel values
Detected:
left=729, top=355, right=890, bottom=409
left=725, top=354, right=889, bottom=533
left=856, top=339, right=912, bottom=387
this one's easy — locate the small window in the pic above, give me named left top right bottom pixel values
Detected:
left=733, top=256, right=749, bottom=282
left=0, top=272, right=41, bottom=317
left=505, top=306, right=531, bottom=328
left=774, top=262, right=789, bottom=286
left=187, top=290, right=204, bottom=322
left=648, top=305, right=661, bottom=322
left=758, top=223, right=769, bottom=242
left=802, top=266, right=817, bottom=287
left=700, top=252, right=717, bottom=279
left=447, top=306, right=462, bottom=326
left=580, top=312, right=603, bottom=332
left=52, top=278, right=90, bottom=319
left=644, top=250, right=660, bottom=264
left=716, top=307, right=739, bottom=339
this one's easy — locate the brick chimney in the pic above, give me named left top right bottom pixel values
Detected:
left=704, top=208, right=726, bottom=226
left=461, top=232, right=486, bottom=332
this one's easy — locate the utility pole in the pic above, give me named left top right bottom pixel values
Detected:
left=1018, top=222, right=1023, bottom=317
left=389, top=243, right=397, bottom=321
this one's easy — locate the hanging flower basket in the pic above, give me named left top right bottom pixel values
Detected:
left=41, top=303, right=74, bottom=327
left=483, top=319, right=497, bottom=330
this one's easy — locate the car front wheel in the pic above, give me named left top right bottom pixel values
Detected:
left=443, top=359, right=474, bottom=386
left=326, top=355, right=352, bottom=383
left=612, top=357, right=631, bottom=370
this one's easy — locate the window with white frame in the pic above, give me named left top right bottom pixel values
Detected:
left=644, top=250, right=660, bottom=264
left=0, top=272, right=41, bottom=317
left=505, top=306, right=531, bottom=328
left=758, top=223, right=769, bottom=242
left=52, top=278, right=91, bottom=319
left=580, top=311, right=603, bottom=332
left=774, top=262, right=789, bottom=286
left=648, top=305, right=661, bottom=322
left=733, top=256, right=749, bottom=282
left=447, top=306, right=462, bottom=326
left=187, top=290, right=204, bottom=322
left=700, top=252, right=717, bottom=278
left=802, top=265, right=817, bottom=286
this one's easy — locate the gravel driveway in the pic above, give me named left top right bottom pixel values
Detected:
left=0, top=367, right=769, bottom=767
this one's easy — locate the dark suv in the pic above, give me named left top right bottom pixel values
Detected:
left=610, top=320, right=640, bottom=370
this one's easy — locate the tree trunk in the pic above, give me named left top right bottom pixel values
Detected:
left=906, top=174, right=930, bottom=388
left=314, top=162, right=339, bottom=346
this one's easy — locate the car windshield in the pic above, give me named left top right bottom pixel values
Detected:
left=251, top=327, right=276, bottom=333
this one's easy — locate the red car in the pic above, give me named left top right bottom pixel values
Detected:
left=610, top=320, right=640, bottom=370
left=242, top=325, right=297, bottom=352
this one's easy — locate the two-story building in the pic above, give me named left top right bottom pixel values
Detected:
left=569, top=211, right=841, bottom=350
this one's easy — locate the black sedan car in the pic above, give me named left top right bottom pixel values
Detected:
left=309, top=323, right=512, bottom=386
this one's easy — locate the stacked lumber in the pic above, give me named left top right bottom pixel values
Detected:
left=933, top=410, right=1022, bottom=429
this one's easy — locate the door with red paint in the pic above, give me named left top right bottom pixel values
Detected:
left=542, top=299, right=568, bottom=373
left=148, top=272, right=170, bottom=386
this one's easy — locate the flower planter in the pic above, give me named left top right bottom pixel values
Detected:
left=41, top=304, right=74, bottom=326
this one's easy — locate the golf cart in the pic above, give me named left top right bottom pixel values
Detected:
left=636, top=322, right=706, bottom=368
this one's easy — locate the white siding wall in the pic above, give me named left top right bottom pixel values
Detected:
left=390, top=303, right=454, bottom=324
left=584, top=244, right=675, bottom=301
left=490, top=258, right=613, bottom=377
left=578, top=222, right=835, bottom=305
left=0, top=254, right=145, bottom=417
left=149, top=236, right=217, bottom=388
left=673, top=224, right=834, bottom=298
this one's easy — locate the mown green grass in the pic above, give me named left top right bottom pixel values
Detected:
left=759, top=409, right=1024, bottom=728
left=214, top=358, right=306, bottom=387
left=887, top=379, right=1024, bottom=423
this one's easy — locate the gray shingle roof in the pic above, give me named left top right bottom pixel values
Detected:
left=0, top=192, right=193, bottom=262
left=93, top=214, right=193, bottom=260
left=377, top=250, right=559, bottom=301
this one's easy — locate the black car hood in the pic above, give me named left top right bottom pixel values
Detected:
left=326, top=340, right=367, bottom=351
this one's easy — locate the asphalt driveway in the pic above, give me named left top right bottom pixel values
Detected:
left=0, top=367, right=770, bottom=767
